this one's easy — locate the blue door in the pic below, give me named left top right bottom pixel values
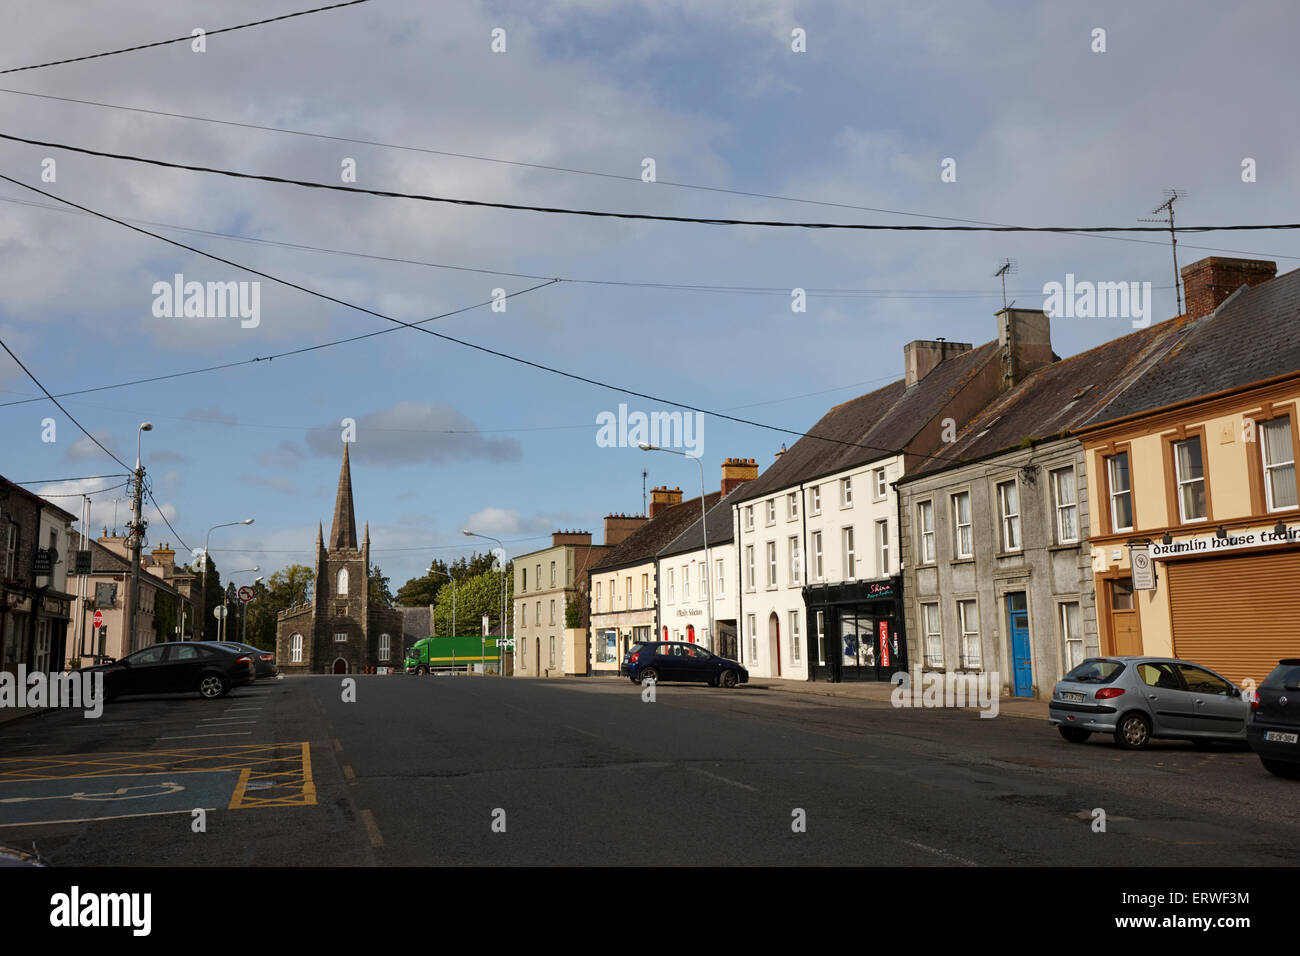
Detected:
left=1006, top=593, right=1033, bottom=697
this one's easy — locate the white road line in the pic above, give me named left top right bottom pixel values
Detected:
left=897, top=838, right=979, bottom=867
left=684, top=765, right=758, bottom=792
left=0, top=807, right=218, bottom=828
left=563, top=725, right=602, bottom=739
left=157, top=732, right=253, bottom=739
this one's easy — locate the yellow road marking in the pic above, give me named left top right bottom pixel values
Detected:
left=360, top=808, right=383, bottom=846
left=343, top=765, right=355, bottom=781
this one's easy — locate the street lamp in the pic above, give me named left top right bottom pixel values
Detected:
left=463, top=530, right=506, bottom=673
left=202, top=518, right=254, bottom=640
left=639, top=442, right=715, bottom=652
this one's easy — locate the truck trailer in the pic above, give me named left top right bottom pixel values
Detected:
left=404, top=636, right=500, bottom=674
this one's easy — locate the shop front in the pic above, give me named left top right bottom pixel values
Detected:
left=803, top=576, right=906, bottom=682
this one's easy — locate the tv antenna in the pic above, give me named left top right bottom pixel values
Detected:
left=994, top=258, right=1018, bottom=311
left=641, top=469, right=648, bottom=517
left=1139, top=189, right=1185, bottom=316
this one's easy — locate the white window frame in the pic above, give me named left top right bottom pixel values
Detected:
left=594, top=581, right=601, bottom=612
left=699, top=562, right=707, bottom=598
left=291, top=633, right=303, bottom=662
left=874, top=467, right=887, bottom=499
left=789, top=535, right=801, bottom=585
left=1059, top=601, right=1083, bottom=672
left=337, top=567, right=349, bottom=597
left=668, top=568, right=676, bottom=603
left=810, top=486, right=821, bottom=514
left=788, top=492, right=799, bottom=520
left=549, top=599, right=555, bottom=625
left=334, top=632, right=347, bottom=643
left=841, top=477, right=853, bottom=507
left=812, top=531, right=824, bottom=581
left=1262, top=416, right=1298, bottom=512
left=1051, top=467, right=1079, bottom=544
left=789, top=610, right=801, bottom=664
left=766, top=541, right=777, bottom=588
left=921, top=603, right=942, bottom=668
left=766, top=499, right=776, bottom=525
left=876, top=519, right=889, bottom=575
left=550, top=561, right=556, bottom=587
left=952, top=491, right=973, bottom=559
left=842, top=526, right=856, bottom=579
left=747, top=613, right=757, bottom=661
left=379, top=633, right=391, bottom=662
left=1108, top=452, right=1133, bottom=533
left=917, top=500, right=935, bottom=564
left=745, top=545, right=755, bottom=591
left=716, top=559, right=724, bottom=596
left=1173, top=437, right=1207, bottom=523
left=998, top=479, right=1021, bottom=552
left=745, top=505, right=755, bottom=531
left=682, top=564, right=690, bottom=600
left=957, top=599, right=981, bottom=669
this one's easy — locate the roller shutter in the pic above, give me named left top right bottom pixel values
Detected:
left=1168, top=551, right=1300, bottom=687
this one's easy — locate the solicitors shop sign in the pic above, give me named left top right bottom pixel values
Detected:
left=1150, top=524, right=1300, bottom=560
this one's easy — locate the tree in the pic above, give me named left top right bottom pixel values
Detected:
left=396, top=551, right=503, bottom=607
left=431, top=561, right=514, bottom=637
left=368, top=564, right=395, bottom=608
left=243, top=564, right=314, bottom=650
left=564, top=596, right=582, bottom=629
left=193, top=554, right=224, bottom=642
left=153, top=589, right=178, bottom=643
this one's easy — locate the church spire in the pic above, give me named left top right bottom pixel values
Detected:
left=329, top=443, right=358, bottom=550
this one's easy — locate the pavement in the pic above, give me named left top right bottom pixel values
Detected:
left=747, top=676, right=1051, bottom=719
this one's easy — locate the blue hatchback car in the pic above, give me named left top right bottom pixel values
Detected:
left=623, top=641, right=748, bottom=688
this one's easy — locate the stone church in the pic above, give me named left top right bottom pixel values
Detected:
left=276, top=445, right=404, bottom=674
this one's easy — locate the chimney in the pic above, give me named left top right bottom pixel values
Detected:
left=721, top=457, right=758, bottom=495
left=603, top=514, right=647, bottom=547
left=996, top=308, right=1053, bottom=389
left=649, top=485, right=683, bottom=517
left=1181, top=256, right=1277, bottom=320
left=551, top=529, right=592, bottom=548
left=903, top=339, right=974, bottom=387
left=150, top=542, right=176, bottom=574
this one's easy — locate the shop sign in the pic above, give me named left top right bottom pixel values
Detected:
left=1150, top=524, right=1300, bottom=560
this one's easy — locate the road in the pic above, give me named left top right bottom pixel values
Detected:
left=1, top=674, right=1296, bottom=866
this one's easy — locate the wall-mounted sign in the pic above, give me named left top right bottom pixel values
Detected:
left=878, top=620, right=891, bottom=667
left=33, top=548, right=56, bottom=575
left=674, top=607, right=703, bottom=617
left=1130, top=545, right=1156, bottom=590
left=1150, top=525, right=1300, bottom=560
left=74, top=550, right=92, bottom=574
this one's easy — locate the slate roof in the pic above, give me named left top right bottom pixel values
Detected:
left=1091, top=267, right=1300, bottom=423
left=731, top=340, right=1001, bottom=503
left=590, top=491, right=724, bottom=572
left=657, top=484, right=750, bottom=558
left=902, top=315, right=1196, bottom=481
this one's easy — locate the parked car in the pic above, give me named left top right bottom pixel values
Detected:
left=86, top=642, right=255, bottom=702
left=1247, top=659, right=1300, bottom=779
left=209, top=641, right=278, bottom=678
left=622, top=641, right=748, bottom=688
left=1048, top=656, right=1248, bottom=749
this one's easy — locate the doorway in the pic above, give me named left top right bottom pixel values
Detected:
left=767, top=612, right=781, bottom=677
left=1005, top=592, right=1033, bottom=697
left=332, top=658, right=348, bottom=674
left=1105, top=576, right=1142, bottom=656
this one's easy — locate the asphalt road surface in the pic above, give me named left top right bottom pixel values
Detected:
left=1, top=674, right=1295, bottom=866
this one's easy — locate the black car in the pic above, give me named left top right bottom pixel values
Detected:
left=1248, top=659, right=1300, bottom=778
left=88, top=642, right=256, bottom=702
left=622, top=641, right=749, bottom=688
left=210, top=641, right=279, bottom=678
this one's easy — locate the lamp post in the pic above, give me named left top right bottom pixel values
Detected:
left=124, top=422, right=151, bottom=654
left=221, top=567, right=259, bottom=642
left=639, top=442, right=714, bottom=652
left=463, top=530, right=506, bottom=673
left=202, top=518, right=254, bottom=640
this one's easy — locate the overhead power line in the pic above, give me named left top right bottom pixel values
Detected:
left=0, top=174, right=977, bottom=467
left=6, top=133, right=1300, bottom=234
left=0, top=0, right=372, bottom=75
left=13, top=473, right=130, bottom=484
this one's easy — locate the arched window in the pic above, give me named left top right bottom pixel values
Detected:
left=379, top=633, right=391, bottom=661
left=291, top=633, right=303, bottom=663
left=337, top=568, right=349, bottom=597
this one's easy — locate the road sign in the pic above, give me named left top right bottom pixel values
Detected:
left=74, top=550, right=92, bottom=574
left=93, top=610, right=103, bottom=630
left=237, top=586, right=254, bottom=603
left=213, top=606, right=228, bottom=620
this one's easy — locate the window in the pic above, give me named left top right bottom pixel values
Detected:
left=550, top=561, right=556, bottom=587
left=766, top=541, right=777, bottom=587
left=699, top=563, right=707, bottom=598
left=1107, top=452, right=1133, bottom=532
left=1059, top=602, right=1083, bottom=671
left=921, top=603, right=942, bottom=667
left=745, top=545, right=755, bottom=590
left=1110, top=578, right=1134, bottom=611
left=917, top=501, right=935, bottom=563
left=626, top=577, right=632, bottom=608
left=842, top=527, right=856, bottom=579
left=766, top=499, right=776, bottom=525
left=595, top=582, right=601, bottom=613
left=1262, top=416, right=1298, bottom=511
left=1173, top=437, right=1206, bottom=522
left=998, top=480, right=1021, bottom=551
left=334, top=632, right=347, bottom=643
left=957, top=600, right=980, bottom=669
left=337, top=568, right=349, bottom=597
left=747, top=614, right=757, bottom=660
left=536, top=601, right=542, bottom=624
left=549, top=636, right=555, bottom=667
left=952, top=492, right=972, bottom=558
left=810, top=486, right=821, bottom=514
left=549, top=600, right=555, bottom=625
left=641, top=573, right=649, bottom=607
left=874, top=467, right=887, bottom=499
left=682, top=565, right=690, bottom=600
left=789, top=536, right=801, bottom=584
left=715, top=559, right=724, bottom=597
left=3, top=523, right=16, bottom=579
left=1051, top=468, right=1078, bottom=543
left=788, top=492, right=799, bottom=520
left=291, top=633, right=303, bottom=662
left=841, top=477, right=853, bottom=507
left=668, top=568, right=676, bottom=602
left=812, top=531, right=824, bottom=581
left=745, top=505, right=754, bottom=531
left=876, top=519, right=889, bottom=575
left=816, top=610, right=826, bottom=665
left=522, top=567, right=527, bottom=591
left=789, top=610, right=801, bottom=664
left=379, top=633, right=391, bottom=661
left=522, top=603, right=528, bottom=626
left=535, top=565, right=541, bottom=590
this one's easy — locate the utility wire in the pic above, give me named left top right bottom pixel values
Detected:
left=146, top=486, right=192, bottom=554
left=6, top=133, right=1299, bottom=234
left=29, top=481, right=129, bottom=497
left=0, top=173, right=977, bottom=466
left=13, top=473, right=130, bottom=484
left=5, top=87, right=1297, bottom=261
left=0, top=0, right=373, bottom=75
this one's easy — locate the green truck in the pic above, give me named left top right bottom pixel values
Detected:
left=404, top=636, right=501, bottom=674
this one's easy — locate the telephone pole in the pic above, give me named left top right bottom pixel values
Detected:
left=123, top=423, right=152, bottom=653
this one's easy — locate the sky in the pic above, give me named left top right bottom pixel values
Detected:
left=2, top=0, right=1298, bottom=593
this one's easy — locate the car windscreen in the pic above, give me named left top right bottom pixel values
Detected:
left=1262, top=663, right=1300, bottom=689
left=1062, top=659, right=1125, bottom=684
left=628, top=643, right=648, bottom=655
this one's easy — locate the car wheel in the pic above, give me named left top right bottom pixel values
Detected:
left=199, top=673, right=229, bottom=699
left=1058, top=726, right=1091, bottom=743
left=1114, top=712, right=1151, bottom=749
left=415, top=665, right=428, bottom=675
left=1260, top=758, right=1300, bottom=779
left=720, top=669, right=739, bottom=689
left=640, top=667, right=659, bottom=683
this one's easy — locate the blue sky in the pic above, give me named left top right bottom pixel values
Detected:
left=2, top=0, right=1298, bottom=590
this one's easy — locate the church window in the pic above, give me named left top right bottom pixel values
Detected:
left=337, top=568, right=349, bottom=597
left=291, top=633, right=303, bottom=662
left=379, top=633, right=391, bottom=661
left=334, top=632, right=347, bottom=643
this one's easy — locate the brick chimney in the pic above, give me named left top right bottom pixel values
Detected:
left=1181, top=257, right=1277, bottom=320
left=721, top=457, right=758, bottom=495
left=903, top=339, right=973, bottom=387
left=996, top=308, right=1053, bottom=389
left=603, top=514, right=647, bottom=546
left=551, top=530, right=592, bottom=547
left=149, top=542, right=176, bottom=574
left=649, top=486, right=683, bottom=517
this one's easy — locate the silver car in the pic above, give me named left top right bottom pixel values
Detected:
left=1049, top=656, right=1249, bottom=749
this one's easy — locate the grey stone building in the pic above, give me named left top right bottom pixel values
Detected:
left=896, top=315, right=1191, bottom=698
left=276, top=445, right=404, bottom=674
